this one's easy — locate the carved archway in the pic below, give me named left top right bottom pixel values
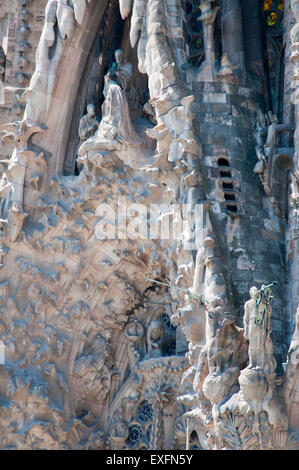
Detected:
left=26, top=1, right=111, bottom=179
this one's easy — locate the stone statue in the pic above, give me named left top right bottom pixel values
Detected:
left=265, top=111, right=278, bottom=150
left=192, top=234, right=226, bottom=306
left=109, top=49, right=140, bottom=120
left=109, top=419, right=129, bottom=449
left=254, top=145, right=272, bottom=196
left=192, top=293, right=248, bottom=406
left=254, top=145, right=267, bottom=176
left=125, top=320, right=144, bottom=369
left=255, top=109, right=267, bottom=147
left=110, top=420, right=129, bottom=441
left=78, top=70, right=143, bottom=156
left=290, top=168, right=299, bottom=199
left=243, top=285, right=276, bottom=376
left=146, top=320, right=164, bottom=359
left=253, top=111, right=278, bottom=198
left=201, top=317, right=246, bottom=404
left=78, top=104, right=98, bottom=141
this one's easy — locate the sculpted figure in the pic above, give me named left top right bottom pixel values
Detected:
left=265, top=111, right=278, bottom=150
left=25, top=0, right=59, bottom=106
left=125, top=320, right=144, bottom=369
left=254, top=145, right=267, bottom=176
left=110, top=420, right=129, bottom=440
left=146, top=320, right=164, bottom=359
left=193, top=294, right=248, bottom=406
left=243, top=285, right=276, bottom=375
left=258, top=411, right=273, bottom=449
left=78, top=104, right=98, bottom=141
left=109, top=419, right=129, bottom=449
left=254, top=145, right=271, bottom=196
left=78, top=70, right=142, bottom=156
left=192, top=235, right=217, bottom=300
left=193, top=298, right=225, bottom=395
left=201, top=317, right=247, bottom=404
left=253, top=111, right=278, bottom=198
left=109, top=49, right=140, bottom=120
left=290, top=168, right=299, bottom=200
left=255, top=109, right=267, bottom=147
left=244, top=286, right=266, bottom=370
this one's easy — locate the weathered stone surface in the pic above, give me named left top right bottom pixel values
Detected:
left=0, top=0, right=297, bottom=451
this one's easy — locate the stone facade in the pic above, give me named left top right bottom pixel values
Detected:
left=0, top=0, right=298, bottom=451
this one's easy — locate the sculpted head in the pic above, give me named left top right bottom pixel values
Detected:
left=149, top=320, right=163, bottom=339
left=249, top=286, right=259, bottom=300
left=87, top=103, right=95, bottom=117
left=115, top=49, right=125, bottom=65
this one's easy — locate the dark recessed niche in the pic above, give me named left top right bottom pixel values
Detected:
left=217, top=158, right=230, bottom=166
left=224, top=193, right=236, bottom=201
left=226, top=204, right=238, bottom=213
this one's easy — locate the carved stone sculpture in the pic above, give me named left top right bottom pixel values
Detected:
left=125, top=320, right=144, bottom=369
left=0, top=119, right=46, bottom=240
left=254, top=145, right=271, bottom=195
left=243, top=285, right=276, bottom=377
left=78, top=104, right=98, bottom=141
left=0, top=0, right=298, bottom=452
left=146, top=320, right=164, bottom=359
left=253, top=111, right=278, bottom=198
left=111, top=49, right=140, bottom=120
left=78, top=70, right=143, bottom=156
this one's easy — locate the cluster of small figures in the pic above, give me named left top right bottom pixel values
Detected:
left=77, top=49, right=145, bottom=157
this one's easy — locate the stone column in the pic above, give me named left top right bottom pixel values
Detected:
left=283, top=0, right=296, bottom=125
left=220, top=0, right=246, bottom=84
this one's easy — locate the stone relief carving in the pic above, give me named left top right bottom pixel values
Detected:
left=253, top=111, right=278, bottom=198
left=24, top=0, right=91, bottom=120
left=0, top=119, right=46, bottom=240
left=182, top=284, right=299, bottom=450
left=125, top=320, right=144, bottom=369
left=145, top=319, right=164, bottom=360
left=0, top=0, right=297, bottom=451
